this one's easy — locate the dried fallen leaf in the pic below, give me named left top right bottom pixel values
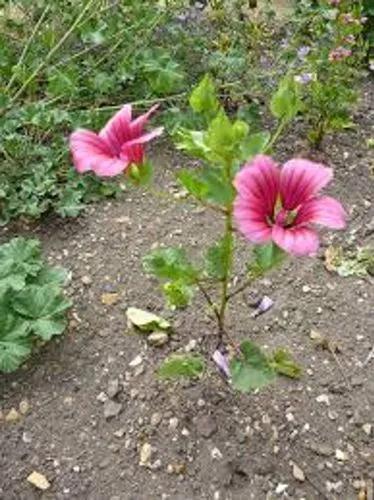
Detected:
left=126, top=307, right=170, bottom=332
left=27, top=471, right=50, bottom=490
left=309, top=329, right=341, bottom=353
left=101, top=292, right=120, bottom=306
left=324, top=246, right=343, bottom=272
left=5, top=408, right=21, bottom=423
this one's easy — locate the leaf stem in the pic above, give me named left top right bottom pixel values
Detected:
left=265, top=118, right=287, bottom=153
left=226, top=276, right=253, bottom=301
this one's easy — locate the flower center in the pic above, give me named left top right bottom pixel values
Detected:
left=274, top=208, right=298, bottom=228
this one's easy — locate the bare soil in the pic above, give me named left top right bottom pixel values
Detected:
left=0, top=83, right=373, bottom=500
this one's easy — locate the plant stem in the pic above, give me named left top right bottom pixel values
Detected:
left=226, top=276, right=253, bottom=301
left=9, top=0, right=97, bottom=105
left=264, top=118, right=287, bottom=153
left=6, top=5, right=50, bottom=92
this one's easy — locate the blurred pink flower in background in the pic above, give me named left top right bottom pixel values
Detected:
left=329, top=47, right=352, bottom=62
left=233, top=155, right=347, bottom=257
left=70, top=104, right=163, bottom=177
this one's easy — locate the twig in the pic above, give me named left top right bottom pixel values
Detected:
left=6, top=5, right=50, bottom=92
left=328, top=346, right=352, bottom=390
left=9, top=0, right=97, bottom=105
left=226, top=277, right=253, bottom=301
left=361, top=345, right=374, bottom=368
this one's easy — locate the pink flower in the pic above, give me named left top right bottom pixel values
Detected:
left=328, top=47, right=352, bottom=62
left=330, top=0, right=341, bottom=6
left=233, top=155, right=347, bottom=257
left=70, top=104, right=163, bottom=177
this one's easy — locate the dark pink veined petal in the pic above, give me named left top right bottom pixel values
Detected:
left=129, top=104, right=159, bottom=137
left=234, top=155, right=280, bottom=216
left=120, top=127, right=164, bottom=165
left=99, top=104, right=132, bottom=155
left=295, top=196, right=347, bottom=229
left=70, top=129, right=116, bottom=174
left=234, top=199, right=273, bottom=243
left=272, top=225, right=319, bottom=256
left=280, top=159, right=333, bottom=210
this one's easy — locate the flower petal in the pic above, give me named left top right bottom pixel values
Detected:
left=70, top=129, right=115, bottom=174
left=272, top=225, right=319, bottom=256
left=234, top=201, right=273, bottom=243
left=234, top=155, right=280, bottom=244
left=99, top=104, right=132, bottom=155
left=295, top=196, right=347, bottom=229
left=234, top=155, right=280, bottom=215
left=129, top=104, right=159, bottom=137
left=280, top=159, right=333, bottom=210
left=120, top=127, right=164, bottom=165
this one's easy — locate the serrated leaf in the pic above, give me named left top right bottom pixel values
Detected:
left=178, top=167, right=235, bottom=206
left=12, top=285, right=71, bottom=340
left=270, top=78, right=301, bottom=122
left=158, top=354, right=205, bottom=379
left=230, top=340, right=276, bottom=392
left=205, top=234, right=232, bottom=280
left=189, top=74, right=219, bottom=118
left=126, top=307, right=171, bottom=332
left=0, top=339, right=32, bottom=373
left=200, top=167, right=235, bottom=205
left=30, top=266, right=70, bottom=287
left=0, top=237, right=42, bottom=291
left=163, top=280, right=195, bottom=309
left=241, top=131, right=271, bottom=160
left=177, top=170, right=207, bottom=200
left=12, top=285, right=72, bottom=319
left=252, top=243, right=285, bottom=272
left=31, top=317, right=68, bottom=340
left=0, top=291, right=31, bottom=372
left=176, top=129, right=210, bottom=160
left=270, top=348, right=302, bottom=379
left=143, top=247, right=198, bottom=282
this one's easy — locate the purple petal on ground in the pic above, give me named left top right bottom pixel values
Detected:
left=212, top=349, right=230, bottom=378
left=251, top=295, right=274, bottom=317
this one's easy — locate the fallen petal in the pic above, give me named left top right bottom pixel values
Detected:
left=251, top=295, right=274, bottom=317
left=212, top=349, right=230, bottom=378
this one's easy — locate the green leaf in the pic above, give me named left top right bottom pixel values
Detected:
left=270, top=78, right=301, bottom=122
left=0, top=339, right=32, bottom=373
left=126, top=307, right=171, bottom=332
left=30, top=266, right=70, bottom=287
left=189, top=74, right=219, bottom=118
left=241, top=131, right=271, bottom=160
left=205, top=110, right=236, bottom=161
left=12, top=285, right=72, bottom=340
left=199, top=167, right=235, bottom=205
left=176, top=129, right=211, bottom=160
left=270, top=349, right=302, bottom=379
left=158, top=354, right=205, bottom=379
left=162, top=280, right=195, bottom=309
left=31, top=317, right=68, bottom=340
left=205, top=234, right=232, bottom=280
left=143, top=247, right=198, bottom=282
left=128, top=161, right=154, bottom=186
left=230, top=340, right=276, bottom=392
left=252, top=243, right=286, bottom=273
left=0, top=237, right=42, bottom=291
left=0, top=291, right=31, bottom=373
left=177, top=170, right=207, bottom=200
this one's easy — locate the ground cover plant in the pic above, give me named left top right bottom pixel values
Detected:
left=0, top=237, right=71, bottom=373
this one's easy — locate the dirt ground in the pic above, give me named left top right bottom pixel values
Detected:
left=0, top=81, right=373, bottom=499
